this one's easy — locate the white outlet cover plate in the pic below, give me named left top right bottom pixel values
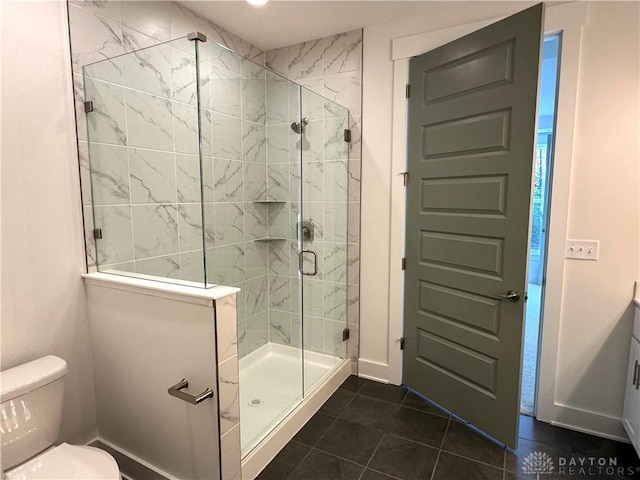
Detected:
left=565, top=239, right=600, bottom=260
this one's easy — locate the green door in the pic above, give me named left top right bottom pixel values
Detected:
left=403, top=4, right=544, bottom=448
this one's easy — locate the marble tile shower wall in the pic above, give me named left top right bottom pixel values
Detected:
left=69, top=0, right=265, bottom=275
left=265, top=30, right=362, bottom=360
left=69, top=0, right=361, bottom=362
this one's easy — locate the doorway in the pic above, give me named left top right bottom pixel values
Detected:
left=521, top=33, right=562, bottom=416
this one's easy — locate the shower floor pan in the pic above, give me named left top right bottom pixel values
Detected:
left=239, top=342, right=341, bottom=457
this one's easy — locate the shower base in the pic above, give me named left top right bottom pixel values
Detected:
left=240, top=346, right=352, bottom=480
left=239, top=342, right=341, bottom=457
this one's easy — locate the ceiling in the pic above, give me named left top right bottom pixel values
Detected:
left=179, top=1, right=494, bottom=51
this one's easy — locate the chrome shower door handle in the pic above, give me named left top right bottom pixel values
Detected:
left=168, top=378, right=214, bottom=405
left=299, top=250, right=318, bottom=276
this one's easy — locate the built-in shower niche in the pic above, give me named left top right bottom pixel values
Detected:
left=82, top=33, right=351, bottom=468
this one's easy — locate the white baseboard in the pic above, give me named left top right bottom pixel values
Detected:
left=357, top=358, right=389, bottom=383
left=93, top=438, right=177, bottom=480
left=544, top=403, right=629, bottom=443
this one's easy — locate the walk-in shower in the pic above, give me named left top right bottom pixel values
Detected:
left=82, top=33, right=351, bottom=458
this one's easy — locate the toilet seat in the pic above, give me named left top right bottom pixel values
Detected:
left=5, top=443, right=121, bottom=480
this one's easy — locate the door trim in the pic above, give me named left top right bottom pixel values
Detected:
left=387, top=2, right=587, bottom=424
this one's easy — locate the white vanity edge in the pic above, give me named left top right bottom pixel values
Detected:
left=82, top=272, right=240, bottom=306
left=634, top=280, right=640, bottom=307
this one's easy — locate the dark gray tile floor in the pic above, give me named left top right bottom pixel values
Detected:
left=257, top=375, right=640, bottom=480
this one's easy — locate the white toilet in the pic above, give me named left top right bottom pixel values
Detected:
left=1, top=356, right=121, bottom=479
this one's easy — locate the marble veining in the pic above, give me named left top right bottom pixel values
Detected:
left=209, top=43, right=241, bottom=75
left=70, top=5, right=124, bottom=82
left=94, top=205, right=134, bottom=265
left=323, top=161, right=348, bottom=203
left=323, top=117, right=349, bottom=161
left=243, top=162, right=267, bottom=201
left=209, top=244, right=244, bottom=286
left=176, top=154, right=213, bottom=203
left=171, top=48, right=197, bottom=105
left=172, top=101, right=199, bottom=155
left=288, top=38, right=327, bottom=80
left=324, top=244, right=347, bottom=283
left=179, top=250, right=204, bottom=283
left=218, top=356, right=240, bottom=435
left=125, top=89, right=173, bottom=151
left=246, top=310, right=268, bottom=353
left=267, top=240, right=290, bottom=276
left=211, top=67, right=242, bottom=117
left=245, top=276, right=268, bottom=319
left=178, top=204, right=206, bottom=252
left=323, top=30, right=363, bottom=75
left=269, top=310, right=292, bottom=345
left=213, top=203, right=244, bottom=246
left=210, top=112, right=242, bottom=160
left=135, top=254, right=180, bottom=279
left=324, top=72, right=361, bottom=117
left=268, top=275, right=291, bottom=311
left=86, top=143, right=129, bottom=205
left=267, top=164, right=290, bottom=202
left=323, top=319, right=346, bottom=356
left=213, top=158, right=243, bottom=202
left=123, top=42, right=171, bottom=97
left=242, top=122, right=267, bottom=163
left=267, top=203, right=290, bottom=239
left=244, top=241, right=268, bottom=280
left=241, top=78, right=266, bottom=124
left=132, top=204, right=178, bottom=259
left=85, top=78, right=127, bottom=146
left=244, top=204, right=268, bottom=241
left=302, top=162, right=323, bottom=202
left=324, top=282, right=347, bottom=322
left=264, top=47, right=288, bottom=76
left=129, top=148, right=176, bottom=204
left=266, top=125, right=290, bottom=164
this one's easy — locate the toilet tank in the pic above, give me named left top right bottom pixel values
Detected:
left=0, top=356, right=68, bottom=470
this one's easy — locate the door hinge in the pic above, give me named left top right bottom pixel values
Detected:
left=401, top=172, right=409, bottom=186
left=342, top=327, right=350, bottom=342
left=402, top=258, right=406, bottom=270
left=399, top=337, right=405, bottom=350
left=344, top=129, right=352, bottom=143
left=93, top=228, right=103, bottom=239
left=84, top=101, right=94, bottom=113
left=405, top=84, right=411, bottom=98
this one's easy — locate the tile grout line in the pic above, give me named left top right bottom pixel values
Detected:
left=429, top=415, right=452, bottom=480
left=355, top=434, right=388, bottom=480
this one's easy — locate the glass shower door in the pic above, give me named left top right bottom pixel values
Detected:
left=299, top=88, right=349, bottom=394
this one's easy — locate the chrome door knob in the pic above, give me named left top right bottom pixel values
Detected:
left=490, top=290, right=521, bottom=302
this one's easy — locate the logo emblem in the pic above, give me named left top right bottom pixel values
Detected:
left=522, top=451, right=555, bottom=478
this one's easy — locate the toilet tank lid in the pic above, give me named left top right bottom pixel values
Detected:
left=1, top=356, right=68, bottom=403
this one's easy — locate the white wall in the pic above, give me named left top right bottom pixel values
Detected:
left=1, top=0, right=98, bottom=444
left=553, top=1, right=639, bottom=424
left=360, top=1, right=640, bottom=438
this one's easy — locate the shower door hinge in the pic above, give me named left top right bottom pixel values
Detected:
left=406, top=84, right=411, bottom=98
left=401, top=172, right=409, bottom=186
left=399, top=337, right=405, bottom=350
left=344, top=129, right=352, bottom=143
left=84, top=101, right=94, bottom=113
left=402, top=257, right=406, bottom=270
left=93, top=228, right=103, bottom=240
left=342, top=328, right=350, bottom=342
